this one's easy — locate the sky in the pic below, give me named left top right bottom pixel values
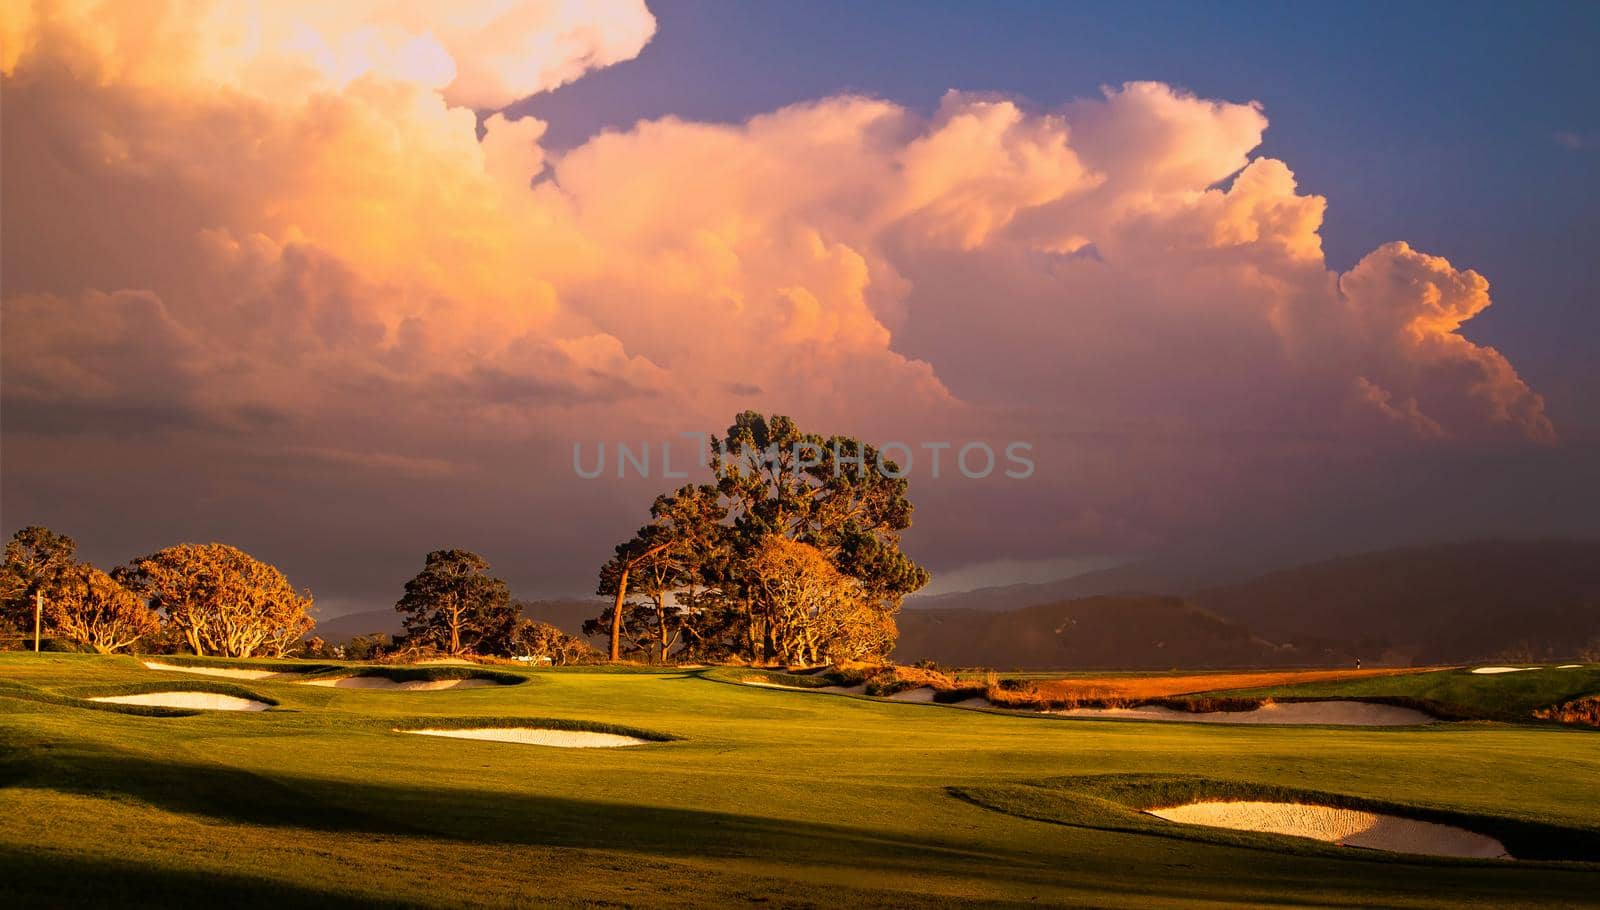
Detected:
left=2, top=0, right=1597, bottom=613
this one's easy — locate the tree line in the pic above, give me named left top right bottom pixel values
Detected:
left=2, top=412, right=930, bottom=667
left=0, top=528, right=312, bottom=657
left=0, top=530, right=589, bottom=663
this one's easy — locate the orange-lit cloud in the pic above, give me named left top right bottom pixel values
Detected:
left=0, top=1, right=1559, bottom=588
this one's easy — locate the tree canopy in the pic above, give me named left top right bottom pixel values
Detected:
left=395, top=549, right=517, bottom=656
left=120, top=543, right=315, bottom=657
left=593, top=412, right=928, bottom=664
left=46, top=564, right=161, bottom=654
left=1, top=526, right=79, bottom=639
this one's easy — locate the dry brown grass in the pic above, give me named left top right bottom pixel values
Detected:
left=983, top=683, right=1128, bottom=710
left=860, top=664, right=958, bottom=696
left=830, top=665, right=1441, bottom=711
left=1534, top=695, right=1600, bottom=728
left=992, top=662, right=1433, bottom=706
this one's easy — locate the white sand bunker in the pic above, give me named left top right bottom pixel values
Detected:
left=1149, top=801, right=1510, bottom=859
left=1471, top=666, right=1539, bottom=674
left=1556, top=664, right=1582, bottom=669
left=1054, top=701, right=1436, bottom=726
left=402, top=727, right=651, bottom=748
left=143, top=661, right=289, bottom=680
left=887, top=687, right=938, bottom=702
left=91, top=691, right=271, bottom=711
left=305, top=675, right=497, bottom=690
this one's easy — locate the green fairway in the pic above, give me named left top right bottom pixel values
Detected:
left=1215, top=665, right=1600, bottom=722
left=3, top=653, right=1598, bottom=908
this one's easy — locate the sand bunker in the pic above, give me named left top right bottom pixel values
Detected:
left=91, top=691, right=271, bottom=711
left=1471, top=666, right=1538, bottom=674
left=887, top=687, right=938, bottom=702
left=1556, top=664, right=1582, bottom=669
left=402, top=727, right=651, bottom=748
left=1149, top=801, right=1509, bottom=859
left=304, top=676, right=496, bottom=690
left=143, top=661, right=288, bottom=680
left=1053, top=701, right=1436, bottom=726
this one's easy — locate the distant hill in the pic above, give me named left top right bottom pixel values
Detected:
left=314, top=599, right=608, bottom=644
left=904, top=558, right=1253, bottom=612
left=521, top=599, right=610, bottom=643
left=313, top=540, right=1600, bottom=666
left=313, top=608, right=403, bottom=641
left=893, top=595, right=1295, bottom=669
left=1192, top=539, right=1600, bottom=664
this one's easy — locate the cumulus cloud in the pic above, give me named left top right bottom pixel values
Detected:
left=0, top=1, right=1560, bottom=594
left=0, top=0, right=654, bottom=106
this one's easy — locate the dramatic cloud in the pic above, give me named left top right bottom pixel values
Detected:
left=0, top=1, right=1561, bottom=601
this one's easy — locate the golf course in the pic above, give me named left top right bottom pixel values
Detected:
left=3, top=653, right=1598, bottom=908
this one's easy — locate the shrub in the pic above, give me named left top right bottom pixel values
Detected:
left=1534, top=695, right=1600, bottom=728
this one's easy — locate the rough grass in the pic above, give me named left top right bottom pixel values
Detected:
left=859, top=665, right=956, bottom=696
left=722, top=667, right=843, bottom=688
left=1536, top=695, right=1600, bottom=728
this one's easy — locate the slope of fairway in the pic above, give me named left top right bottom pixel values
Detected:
left=1003, top=667, right=1443, bottom=701
left=1053, top=701, right=1436, bottom=726
left=2, top=652, right=1598, bottom=908
left=142, top=661, right=292, bottom=680
left=1215, top=665, right=1600, bottom=723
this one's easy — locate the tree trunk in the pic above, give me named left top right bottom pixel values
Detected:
left=609, top=564, right=630, bottom=661
left=448, top=596, right=462, bottom=655
left=655, top=595, right=669, bottom=663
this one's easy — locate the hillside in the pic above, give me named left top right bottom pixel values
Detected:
left=904, top=558, right=1249, bottom=612
left=893, top=595, right=1295, bottom=669
left=1192, top=540, right=1600, bottom=663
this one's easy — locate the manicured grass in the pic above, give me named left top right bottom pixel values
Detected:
left=1014, top=668, right=1439, bottom=700
left=2, top=652, right=1598, bottom=907
left=954, top=773, right=1600, bottom=863
left=143, top=653, right=527, bottom=685
left=141, top=654, right=341, bottom=673
left=301, top=665, right=529, bottom=685
left=1215, top=665, right=1600, bottom=723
